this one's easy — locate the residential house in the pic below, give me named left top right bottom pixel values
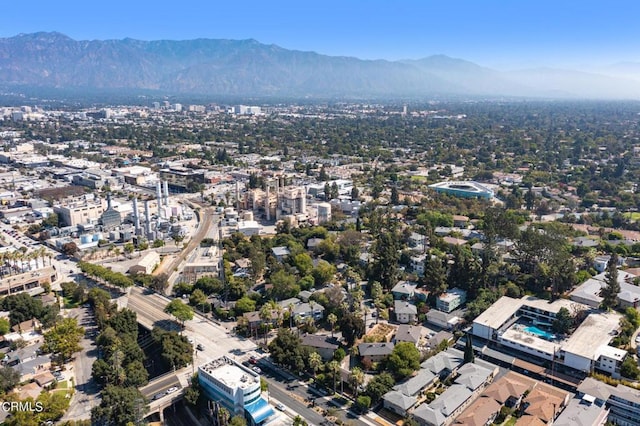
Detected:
left=427, top=331, right=454, bottom=350
left=426, top=307, right=457, bottom=329
left=358, top=342, right=394, bottom=364
left=242, top=310, right=280, bottom=336
left=394, top=324, right=422, bottom=346
left=413, top=362, right=497, bottom=426
left=436, top=288, right=467, bottom=313
left=519, top=382, right=570, bottom=425
left=392, top=281, right=417, bottom=300
left=553, top=398, right=609, bottom=426
left=271, top=246, right=291, bottom=262
left=411, top=254, right=427, bottom=276
left=421, top=348, right=465, bottom=379
left=453, top=396, right=501, bottom=426
left=577, top=377, right=640, bottom=426
left=11, top=318, right=41, bottom=334
left=383, top=391, right=418, bottom=417
left=301, top=334, right=339, bottom=361
left=452, top=215, right=469, bottom=228
left=394, top=300, right=418, bottom=324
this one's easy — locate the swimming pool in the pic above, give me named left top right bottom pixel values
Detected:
left=524, top=325, right=556, bottom=340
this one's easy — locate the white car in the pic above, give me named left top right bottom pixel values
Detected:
left=275, top=402, right=286, bottom=411
left=166, top=386, right=179, bottom=394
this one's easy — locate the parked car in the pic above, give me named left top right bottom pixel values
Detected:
left=197, top=343, right=205, bottom=351
left=166, top=386, right=178, bottom=394
left=152, top=392, right=166, bottom=401
left=275, top=403, right=286, bottom=411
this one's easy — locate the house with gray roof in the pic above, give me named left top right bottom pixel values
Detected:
left=394, top=300, right=418, bottom=324
left=392, top=281, right=417, bottom=300
left=301, top=334, right=339, bottom=360
left=393, top=369, right=437, bottom=398
left=577, top=377, right=640, bottom=426
left=383, top=391, right=418, bottom=416
left=394, top=324, right=423, bottom=345
left=421, top=348, right=465, bottom=378
left=357, top=342, right=394, bottom=364
left=553, top=397, right=609, bottom=426
left=413, top=362, right=496, bottom=426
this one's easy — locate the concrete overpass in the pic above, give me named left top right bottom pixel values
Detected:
left=125, top=286, right=182, bottom=332
left=140, top=367, right=191, bottom=422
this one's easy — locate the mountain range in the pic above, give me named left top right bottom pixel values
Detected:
left=1, top=32, right=640, bottom=100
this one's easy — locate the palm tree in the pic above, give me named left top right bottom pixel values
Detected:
left=288, top=303, right=295, bottom=328
left=327, top=360, right=340, bottom=394
left=308, top=352, right=323, bottom=378
left=259, top=305, right=273, bottom=344
left=327, top=313, right=338, bottom=338
left=349, top=367, right=365, bottom=398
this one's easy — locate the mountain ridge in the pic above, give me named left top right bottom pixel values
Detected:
left=1, top=32, right=639, bottom=100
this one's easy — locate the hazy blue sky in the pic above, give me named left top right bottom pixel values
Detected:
left=2, top=0, right=639, bottom=69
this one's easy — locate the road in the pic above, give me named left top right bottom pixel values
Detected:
left=60, top=305, right=101, bottom=421
left=140, top=371, right=183, bottom=400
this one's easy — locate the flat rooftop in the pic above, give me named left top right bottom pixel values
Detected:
left=561, top=311, right=622, bottom=360
left=501, top=327, right=561, bottom=356
left=473, top=296, right=522, bottom=330
left=199, top=356, right=259, bottom=390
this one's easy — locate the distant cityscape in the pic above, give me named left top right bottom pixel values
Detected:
left=0, top=98, right=639, bottom=426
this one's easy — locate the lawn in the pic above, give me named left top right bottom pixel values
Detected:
left=63, top=296, right=79, bottom=309
left=500, top=416, right=518, bottom=426
left=624, top=212, right=640, bottom=221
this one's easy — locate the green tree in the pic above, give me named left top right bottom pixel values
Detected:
left=387, top=342, right=420, bottom=378
left=600, top=253, right=620, bottom=310
left=269, top=270, right=300, bottom=300
left=123, top=242, right=135, bottom=256
left=293, top=253, right=314, bottom=276
left=464, top=334, right=475, bottom=363
left=229, top=415, right=247, bottom=426
left=42, top=317, right=84, bottom=363
left=150, top=273, right=169, bottom=293
left=0, top=366, right=20, bottom=394
left=349, top=366, right=365, bottom=398
left=125, top=360, right=149, bottom=387
left=552, top=307, right=574, bottom=334
left=621, top=356, right=640, bottom=380
left=90, top=385, right=147, bottom=425
left=327, top=313, right=338, bottom=338
left=422, top=254, right=448, bottom=297
left=370, top=231, right=400, bottom=290
left=152, top=328, right=193, bottom=370
left=164, top=299, right=194, bottom=326
left=234, top=296, right=257, bottom=315
left=0, top=318, right=9, bottom=335
left=189, top=289, right=208, bottom=309
left=312, top=260, right=336, bottom=286
left=355, top=395, right=371, bottom=413
left=339, top=310, right=365, bottom=347
left=364, top=372, right=395, bottom=403
left=328, top=360, right=340, bottom=393
left=308, top=352, right=323, bottom=377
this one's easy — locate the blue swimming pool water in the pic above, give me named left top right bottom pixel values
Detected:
left=524, top=325, right=556, bottom=340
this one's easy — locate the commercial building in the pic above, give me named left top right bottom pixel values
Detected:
left=471, top=296, right=627, bottom=378
left=54, top=195, right=105, bottom=227
left=182, top=246, right=220, bottom=281
left=198, top=357, right=274, bottom=426
left=428, top=181, right=494, bottom=200
left=159, top=166, right=207, bottom=191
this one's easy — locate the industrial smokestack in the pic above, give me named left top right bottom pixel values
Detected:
left=163, top=181, right=169, bottom=206
left=132, top=198, right=141, bottom=235
left=156, top=181, right=162, bottom=219
left=144, top=200, right=151, bottom=235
